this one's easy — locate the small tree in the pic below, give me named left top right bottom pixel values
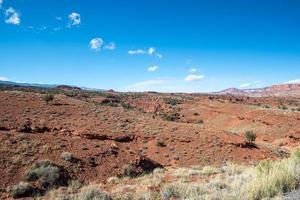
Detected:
left=244, top=131, right=256, bottom=143
left=43, top=94, right=54, bottom=105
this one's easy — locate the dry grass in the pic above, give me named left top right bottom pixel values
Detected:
left=44, top=148, right=300, bottom=200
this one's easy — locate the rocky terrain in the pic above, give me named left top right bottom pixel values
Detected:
left=0, top=84, right=300, bottom=199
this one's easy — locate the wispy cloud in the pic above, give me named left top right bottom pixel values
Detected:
left=128, top=47, right=162, bottom=58
left=128, top=49, right=146, bottom=55
left=189, top=68, right=197, bottom=73
left=90, top=38, right=104, bottom=51
left=5, top=7, right=20, bottom=25
left=68, top=12, right=81, bottom=27
left=184, top=74, right=205, bottom=82
left=55, top=16, right=62, bottom=21
left=104, top=42, right=116, bottom=50
left=284, top=79, right=300, bottom=84
left=239, top=81, right=262, bottom=88
left=0, top=0, right=3, bottom=8
left=240, top=83, right=251, bottom=88
left=147, top=66, right=159, bottom=72
left=0, top=76, right=9, bottom=81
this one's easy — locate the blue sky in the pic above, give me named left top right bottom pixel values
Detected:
left=0, top=0, right=300, bottom=92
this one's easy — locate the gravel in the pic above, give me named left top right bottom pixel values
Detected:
left=284, top=189, right=300, bottom=200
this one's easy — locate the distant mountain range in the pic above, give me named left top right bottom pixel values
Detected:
left=1, top=80, right=300, bottom=96
left=0, top=80, right=104, bottom=92
left=216, top=84, right=300, bottom=97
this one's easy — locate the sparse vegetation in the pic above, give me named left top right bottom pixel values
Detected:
left=244, top=131, right=256, bottom=144
left=162, top=113, right=180, bottom=122
left=10, top=182, right=35, bottom=198
left=121, top=102, right=133, bottom=110
left=75, top=185, right=112, bottom=200
left=61, top=152, right=78, bottom=163
left=122, top=164, right=137, bottom=178
left=163, top=97, right=182, bottom=106
left=278, top=105, right=288, bottom=110
left=156, top=141, right=166, bottom=147
left=43, top=93, right=54, bottom=105
left=197, top=119, right=204, bottom=124
left=25, top=160, right=69, bottom=189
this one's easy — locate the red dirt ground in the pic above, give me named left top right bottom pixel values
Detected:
left=0, top=87, right=300, bottom=199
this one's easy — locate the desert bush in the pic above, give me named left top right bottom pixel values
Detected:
left=75, top=185, right=112, bottom=200
left=156, top=141, right=166, bottom=147
left=61, top=152, right=78, bottom=163
left=25, top=160, right=69, bottom=189
left=197, top=119, right=204, bottom=124
left=163, top=98, right=182, bottom=106
left=10, top=182, right=34, bottom=198
left=122, top=164, right=137, bottom=178
left=162, top=113, right=180, bottom=122
left=43, top=93, right=54, bottom=105
left=244, top=131, right=256, bottom=143
left=121, top=103, right=133, bottom=110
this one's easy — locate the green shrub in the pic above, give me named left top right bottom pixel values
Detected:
left=10, top=182, right=34, bottom=198
left=122, top=164, right=137, bottom=178
left=43, top=94, right=54, bottom=105
left=25, top=160, right=69, bottom=189
left=197, top=119, right=204, bottom=124
left=162, top=113, right=180, bottom=122
left=61, top=152, right=78, bottom=163
left=156, top=141, right=166, bottom=147
left=163, top=98, right=182, bottom=106
left=121, top=103, right=133, bottom=110
left=244, top=131, right=256, bottom=143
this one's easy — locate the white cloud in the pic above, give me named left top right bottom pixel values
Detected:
left=0, top=0, right=3, bottom=7
left=240, top=83, right=251, bottom=88
left=128, top=49, right=146, bottom=55
left=147, top=66, right=159, bottom=72
left=184, top=74, right=205, bottom=82
left=284, top=79, right=300, bottom=84
left=68, top=12, right=81, bottom=26
left=148, top=47, right=155, bottom=55
left=5, top=7, right=20, bottom=25
left=90, top=38, right=104, bottom=51
left=104, top=42, right=116, bottom=50
left=0, top=76, right=9, bottom=81
left=156, top=53, right=163, bottom=59
left=189, top=68, right=197, bottom=73
left=128, top=47, right=162, bottom=58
